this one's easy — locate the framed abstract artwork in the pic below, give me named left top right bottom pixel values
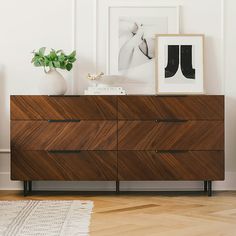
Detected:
left=107, top=5, right=180, bottom=94
left=155, top=34, right=204, bottom=94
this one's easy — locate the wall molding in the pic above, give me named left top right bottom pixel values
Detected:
left=72, top=0, right=77, bottom=94
left=221, top=0, right=225, bottom=94
left=1, top=171, right=236, bottom=191
left=0, top=149, right=10, bottom=153
left=93, top=0, right=98, bottom=73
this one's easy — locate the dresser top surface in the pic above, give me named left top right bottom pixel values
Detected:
left=10, top=94, right=224, bottom=97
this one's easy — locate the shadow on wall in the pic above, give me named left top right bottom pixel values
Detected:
left=0, top=64, right=8, bottom=149
left=225, top=95, right=236, bottom=172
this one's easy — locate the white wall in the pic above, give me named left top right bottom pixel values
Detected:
left=0, top=0, right=236, bottom=191
left=0, top=0, right=74, bottom=189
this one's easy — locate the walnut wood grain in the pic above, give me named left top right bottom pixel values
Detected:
left=118, top=121, right=224, bottom=150
left=10, top=95, right=225, bottom=186
left=11, top=96, right=117, bottom=120
left=11, top=150, right=117, bottom=180
left=118, top=96, right=224, bottom=120
left=11, top=121, right=117, bottom=150
left=118, top=151, right=224, bottom=180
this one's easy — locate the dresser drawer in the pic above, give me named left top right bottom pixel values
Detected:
left=11, top=96, right=117, bottom=120
left=118, top=96, right=224, bottom=120
left=11, top=121, right=117, bottom=150
left=118, top=121, right=224, bottom=150
left=11, top=150, right=117, bottom=180
left=118, top=151, right=224, bottom=180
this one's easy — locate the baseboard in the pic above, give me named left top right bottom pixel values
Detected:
left=1, top=172, right=236, bottom=191
left=0, top=173, right=22, bottom=190
left=30, top=181, right=205, bottom=192
left=0, top=149, right=10, bottom=153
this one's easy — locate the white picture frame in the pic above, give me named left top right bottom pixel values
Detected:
left=155, top=34, right=205, bottom=94
left=96, top=1, right=180, bottom=95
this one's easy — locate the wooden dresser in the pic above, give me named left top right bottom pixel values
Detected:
left=10, top=95, right=224, bottom=196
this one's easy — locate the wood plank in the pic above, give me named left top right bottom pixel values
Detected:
left=118, top=121, right=224, bottom=150
left=11, top=96, right=117, bottom=120
left=1, top=192, right=236, bottom=236
left=11, top=121, right=117, bottom=150
left=118, top=96, right=224, bottom=120
left=118, top=151, right=224, bottom=180
left=11, top=150, right=117, bottom=180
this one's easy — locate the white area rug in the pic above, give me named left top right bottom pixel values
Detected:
left=0, top=200, right=93, bottom=236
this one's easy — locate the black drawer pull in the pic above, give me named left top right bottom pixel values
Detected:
left=48, top=150, right=81, bottom=154
left=48, top=119, right=81, bottom=123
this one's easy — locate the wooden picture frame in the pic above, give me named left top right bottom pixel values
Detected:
left=155, top=34, right=205, bottom=95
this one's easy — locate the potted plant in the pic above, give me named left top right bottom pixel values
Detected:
left=31, top=47, right=76, bottom=95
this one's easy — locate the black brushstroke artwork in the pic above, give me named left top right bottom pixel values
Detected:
left=165, top=45, right=196, bottom=79
left=165, top=45, right=179, bottom=78
left=181, top=45, right=195, bottom=79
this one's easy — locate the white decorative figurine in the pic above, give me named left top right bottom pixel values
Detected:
left=87, top=72, right=104, bottom=81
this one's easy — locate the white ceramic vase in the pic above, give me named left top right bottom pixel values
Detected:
left=39, top=68, right=67, bottom=95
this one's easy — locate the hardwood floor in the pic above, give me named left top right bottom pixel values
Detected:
left=0, top=191, right=236, bottom=235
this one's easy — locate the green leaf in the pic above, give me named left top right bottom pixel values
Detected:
left=44, top=58, right=50, bottom=66
left=34, top=60, right=41, bottom=67
left=66, top=63, right=73, bottom=71
left=68, top=50, right=76, bottom=58
left=39, top=47, right=46, bottom=57
left=53, top=61, right=60, bottom=68
left=49, top=51, right=57, bottom=60
left=58, top=54, right=65, bottom=62
left=60, top=62, right=66, bottom=69
left=69, top=57, right=76, bottom=63
left=48, top=61, right=53, bottom=68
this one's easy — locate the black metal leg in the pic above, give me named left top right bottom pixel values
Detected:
left=204, top=181, right=208, bottom=192
left=28, top=181, right=32, bottom=192
left=116, top=181, right=120, bottom=193
left=23, top=181, right=28, bottom=197
left=207, top=181, right=212, bottom=197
